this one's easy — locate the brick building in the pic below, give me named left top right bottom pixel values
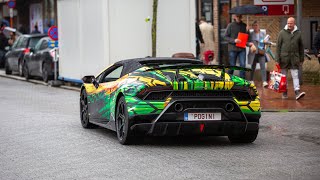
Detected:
left=197, top=0, right=320, bottom=64
left=0, top=0, right=57, bottom=34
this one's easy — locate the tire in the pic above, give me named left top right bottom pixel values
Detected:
left=116, top=96, right=132, bottom=145
left=18, top=61, right=24, bottom=77
left=228, top=130, right=259, bottom=143
left=23, top=63, right=31, bottom=80
left=80, top=89, right=94, bottom=128
left=5, top=60, right=12, bottom=75
left=42, top=63, right=50, bottom=82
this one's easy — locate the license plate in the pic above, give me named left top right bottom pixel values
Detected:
left=184, top=113, right=221, bottom=121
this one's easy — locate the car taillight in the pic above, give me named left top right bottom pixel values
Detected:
left=23, top=48, right=30, bottom=54
left=50, top=49, right=55, bottom=58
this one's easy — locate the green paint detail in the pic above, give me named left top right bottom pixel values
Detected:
left=87, top=67, right=260, bottom=121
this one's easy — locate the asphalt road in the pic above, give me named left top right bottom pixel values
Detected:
left=0, top=77, right=319, bottom=180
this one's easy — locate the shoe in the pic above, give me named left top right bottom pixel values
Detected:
left=263, top=81, right=268, bottom=88
left=250, top=81, right=255, bottom=85
left=282, top=92, right=288, bottom=99
left=295, top=90, right=305, bottom=100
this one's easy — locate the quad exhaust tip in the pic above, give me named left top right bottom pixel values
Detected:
left=225, top=103, right=234, bottom=112
left=174, top=103, right=184, bottom=112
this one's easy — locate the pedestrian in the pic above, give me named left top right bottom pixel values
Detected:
left=0, top=23, right=8, bottom=67
left=276, top=17, right=305, bottom=100
left=199, top=17, right=216, bottom=64
left=312, top=25, right=320, bottom=64
left=8, top=31, right=16, bottom=46
left=195, top=20, right=204, bottom=59
left=248, top=20, right=268, bottom=87
left=224, top=14, right=253, bottom=79
left=31, top=24, right=41, bottom=34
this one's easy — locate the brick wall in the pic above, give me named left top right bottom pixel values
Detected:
left=302, top=0, right=320, bottom=17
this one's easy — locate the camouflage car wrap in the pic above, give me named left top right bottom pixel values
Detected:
left=83, top=65, right=260, bottom=127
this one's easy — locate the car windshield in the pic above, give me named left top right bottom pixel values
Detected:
left=29, top=37, right=43, bottom=48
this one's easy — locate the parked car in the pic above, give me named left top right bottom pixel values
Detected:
left=23, top=37, right=58, bottom=82
left=4, top=34, right=46, bottom=76
left=80, top=58, right=261, bottom=145
left=0, top=27, right=22, bottom=68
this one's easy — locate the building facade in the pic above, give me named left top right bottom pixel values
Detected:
left=196, top=0, right=320, bottom=64
left=0, top=0, right=57, bottom=34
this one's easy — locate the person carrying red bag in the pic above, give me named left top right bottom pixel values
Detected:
left=276, top=17, right=305, bottom=100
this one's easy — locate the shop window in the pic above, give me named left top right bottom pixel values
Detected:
left=201, top=0, right=213, bottom=24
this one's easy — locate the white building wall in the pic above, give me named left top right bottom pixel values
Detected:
left=157, top=0, right=195, bottom=57
left=57, top=0, right=81, bottom=81
left=57, top=0, right=195, bottom=81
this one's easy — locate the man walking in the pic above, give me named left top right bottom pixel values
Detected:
left=224, top=14, right=253, bottom=79
left=276, top=17, right=305, bottom=100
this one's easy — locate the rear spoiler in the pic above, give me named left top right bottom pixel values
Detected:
left=144, top=64, right=252, bottom=72
left=144, top=64, right=251, bottom=81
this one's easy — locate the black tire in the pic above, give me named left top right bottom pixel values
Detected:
left=116, top=96, right=132, bottom=145
left=42, top=63, right=50, bottom=82
left=23, top=63, right=31, bottom=80
left=5, top=60, right=12, bottom=75
left=228, top=130, right=259, bottom=143
left=18, top=61, right=24, bottom=77
left=80, top=89, right=94, bottom=128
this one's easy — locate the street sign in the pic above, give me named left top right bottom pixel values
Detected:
left=7, top=0, right=16, bottom=8
left=254, top=0, right=294, bottom=5
left=254, top=0, right=294, bottom=16
left=257, top=4, right=294, bottom=16
left=48, top=40, right=59, bottom=48
left=48, top=26, right=58, bottom=41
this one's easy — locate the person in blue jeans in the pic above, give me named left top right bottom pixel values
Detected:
left=248, top=20, right=268, bottom=87
left=224, top=14, right=253, bottom=79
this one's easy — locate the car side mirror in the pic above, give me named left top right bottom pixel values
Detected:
left=29, top=48, right=35, bottom=53
left=82, top=75, right=99, bottom=88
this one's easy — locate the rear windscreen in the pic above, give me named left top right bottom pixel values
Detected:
left=29, top=37, right=43, bottom=48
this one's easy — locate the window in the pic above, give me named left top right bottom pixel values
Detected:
left=29, top=37, right=43, bottom=48
left=19, top=37, right=28, bottom=48
left=40, top=39, right=48, bottom=50
left=12, top=36, right=22, bottom=49
left=100, top=65, right=124, bottom=83
left=201, top=0, right=213, bottom=24
left=34, top=40, right=42, bottom=51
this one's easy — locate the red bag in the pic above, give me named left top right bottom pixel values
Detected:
left=268, top=64, right=287, bottom=93
left=203, top=50, right=214, bottom=65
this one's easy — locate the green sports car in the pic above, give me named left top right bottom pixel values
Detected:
left=80, top=58, right=261, bottom=144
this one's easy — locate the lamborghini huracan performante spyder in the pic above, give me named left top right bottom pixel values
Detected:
left=80, top=58, right=261, bottom=144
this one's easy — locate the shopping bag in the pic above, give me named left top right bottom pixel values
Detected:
left=268, top=64, right=287, bottom=93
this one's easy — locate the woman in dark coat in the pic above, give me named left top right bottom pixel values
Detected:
left=312, top=25, right=320, bottom=64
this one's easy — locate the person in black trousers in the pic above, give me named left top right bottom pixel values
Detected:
left=195, top=20, right=204, bottom=59
left=312, top=25, right=320, bottom=64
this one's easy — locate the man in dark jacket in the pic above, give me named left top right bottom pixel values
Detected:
left=312, top=25, right=320, bottom=64
left=0, top=23, right=8, bottom=67
left=224, top=14, right=253, bottom=79
left=276, top=17, right=305, bottom=100
left=196, top=21, right=204, bottom=59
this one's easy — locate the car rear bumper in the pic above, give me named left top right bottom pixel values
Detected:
left=130, top=121, right=259, bottom=136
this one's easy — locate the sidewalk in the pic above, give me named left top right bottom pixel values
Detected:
left=0, top=69, right=319, bottom=112
left=255, top=82, right=320, bottom=112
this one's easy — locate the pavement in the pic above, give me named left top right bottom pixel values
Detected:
left=0, top=69, right=319, bottom=112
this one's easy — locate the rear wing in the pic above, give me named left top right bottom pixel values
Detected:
left=144, top=64, right=251, bottom=81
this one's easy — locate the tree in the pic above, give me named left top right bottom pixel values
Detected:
left=152, top=0, right=158, bottom=57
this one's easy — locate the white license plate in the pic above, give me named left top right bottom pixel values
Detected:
left=184, top=113, right=221, bottom=121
